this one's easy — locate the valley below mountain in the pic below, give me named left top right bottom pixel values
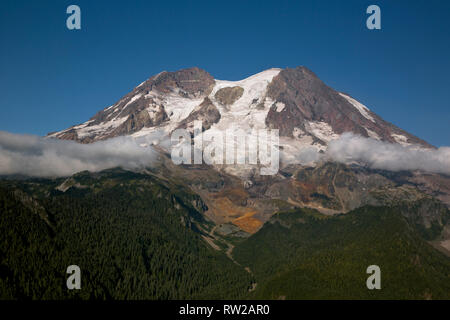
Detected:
left=0, top=169, right=449, bottom=299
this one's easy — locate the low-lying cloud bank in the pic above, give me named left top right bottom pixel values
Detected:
left=0, top=131, right=449, bottom=178
left=0, top=131, right=157, bottom=177
left=325, top=133, right=450, bottom=175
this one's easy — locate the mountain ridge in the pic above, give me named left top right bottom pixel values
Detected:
left=47, top=66, right=432, bottom=150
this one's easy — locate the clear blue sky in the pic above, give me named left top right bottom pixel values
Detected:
left=1, top=0, right=449, bottom=146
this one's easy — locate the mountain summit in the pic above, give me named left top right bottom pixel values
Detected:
left=48, top=66, right=431, bottom=150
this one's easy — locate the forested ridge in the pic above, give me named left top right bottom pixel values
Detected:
left=233, top=206, right=450, bottom=299
left=0, top=169, right=449, bottom=300
left=0, top=170, right=252, bottom=299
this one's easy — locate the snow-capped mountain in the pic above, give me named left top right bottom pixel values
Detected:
left=44, top=66, right=450, bottom=233
left=49, top=66, right=431, bottom=149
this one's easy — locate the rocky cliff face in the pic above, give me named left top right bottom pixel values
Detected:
left=265, top=67, right=431, bottom=147
left=49, top=67, right=215, bottom=143
left=176, top=97, right=221, bottom=131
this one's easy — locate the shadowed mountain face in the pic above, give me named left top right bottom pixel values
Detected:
left=0, top=170, right=253, bottom=299
left=265, top=67, right=431, bottom=147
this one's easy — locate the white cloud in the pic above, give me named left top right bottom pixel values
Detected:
left=0, top=131, right=157, bottom=178
left=1, top=130, right=449, bottom=178
left=326, top=133, right=450, bottom=174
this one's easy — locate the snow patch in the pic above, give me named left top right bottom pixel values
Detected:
left=208, top=68, right=281, bottom=132
left=306, top=121, right=339, bottom=143
left=365, top=128, right=381, bottom=140
left=339, top=93, right=375, bottom=123
left=123, top=94, right=143, bottom=109
left=391, top=133, right=410, bottom=146
left=292, top=127, right=314, bottom=145
left=77, top=116, right=128, bottom=139
left=275, top=102, right=286, bottom=112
